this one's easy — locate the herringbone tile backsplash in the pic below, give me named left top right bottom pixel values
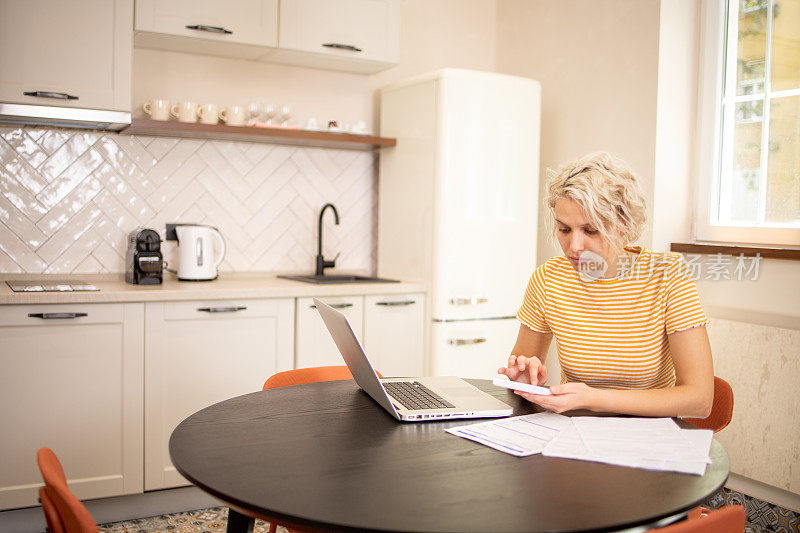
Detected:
left=0, top=126, right=378, bottom=274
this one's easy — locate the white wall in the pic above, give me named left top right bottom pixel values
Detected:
left=494, top=0, right=661, bottom=264
left=652, top=0, right=699, bottom=254
left=369, top=0, right=497, bottom=126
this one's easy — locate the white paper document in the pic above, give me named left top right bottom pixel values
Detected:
left=446, top=412, right=572, bottom=456
left=573, top=417, right=710, bottom=462
left=542, top=418, right=713, bottom=475
left=446, top=414, right=714, bottom=475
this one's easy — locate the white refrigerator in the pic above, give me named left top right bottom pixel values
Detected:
left=377, top=69, right=541, bottom=378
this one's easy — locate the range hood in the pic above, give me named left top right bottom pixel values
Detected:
left=0, top=103, right=131, bottom=131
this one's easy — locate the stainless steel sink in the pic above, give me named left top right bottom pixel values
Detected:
left=278, top=274, right=400, bottom=284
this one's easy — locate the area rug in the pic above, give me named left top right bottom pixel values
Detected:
left=96, top=489, right=798, bottom=533
left=97, top=506, right=285, bottom=533
left=704, top=487, right=799, bottom=533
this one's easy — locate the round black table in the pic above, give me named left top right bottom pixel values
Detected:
left=169, top=380, right=729, bottom=533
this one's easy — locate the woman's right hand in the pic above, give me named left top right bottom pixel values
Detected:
left=497, top=354, right=547, bottom=386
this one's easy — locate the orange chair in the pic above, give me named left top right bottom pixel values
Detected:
left=681, top=377, right=735, bottom=520
left=263, top=365, right=381, bottom=390
left=259, top=365, right=382, bottom=533
left=36, top=448, right=99, bottom=533
left=684, top=376, right=734, bottom=433
left=656, top=505, right=746, bottom=532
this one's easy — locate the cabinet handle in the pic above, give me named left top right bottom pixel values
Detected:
left=448, top=338, right=487, bottom=346
left=322, top=43, right=362, bottom=53
left=309, top=303, right=353, bottom=309
left=23, top=91, right=78, bottom=100
left=28, top=312, right=87, bottom=319
left=186, top=24, right=233, bottom=34
left=449, top=297, right=488, bottom=306
left=196, top=306, right=247, bottom=313
left=376, top=300, right=416, bottom=306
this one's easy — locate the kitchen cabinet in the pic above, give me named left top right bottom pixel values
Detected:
left=134, top=0, right=279, bottom=60
left=0, top=281, right=425, bottom=509
left=295, top=295, right=363, bottom=368
left=272, top=0, right=401, bottom=73
left=144, top=298, right=294, bottom=490
left=363, top=293, right=424, bottom=377
left=132, top=0, right=400, bottom=73
left=295, top=293, right=424, bottom=377
left=0, top=0, right=132, bottom=111
left=0, top=303, right=144, bottom=509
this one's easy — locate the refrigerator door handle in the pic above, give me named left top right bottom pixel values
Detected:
left=448, top=337, right=487, bottom=346
left=449, top=297, right=488, bottom=306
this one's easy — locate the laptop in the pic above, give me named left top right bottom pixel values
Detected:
left=314, top=298, right=513, bottom=422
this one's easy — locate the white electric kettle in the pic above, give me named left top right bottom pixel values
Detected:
left=174, top=225, right=226, bottom=281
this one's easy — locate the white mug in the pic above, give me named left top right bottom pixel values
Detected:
left=219, top=105, right=247, bottom=126
left=170, top=101, right=199, bottom=123
left=197, top=103, right=220, bottom=125
left=143, top=99, right=170, bottom=121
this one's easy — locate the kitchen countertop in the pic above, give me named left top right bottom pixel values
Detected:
left=0, top=273, right=426, bottom=305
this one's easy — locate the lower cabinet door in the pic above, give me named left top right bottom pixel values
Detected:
left=363, top=293, right=425, bottom=377
left=0, top=303, right=144, bottom=510
left=295, top=296, right=363, bottom=368
left=144, top=298, right=294, bottom=490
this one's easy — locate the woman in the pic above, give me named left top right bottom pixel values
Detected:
left=498, top=152, right=713, bottom=418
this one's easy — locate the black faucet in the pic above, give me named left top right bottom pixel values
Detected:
left=316, top=203, right=340, bottom=276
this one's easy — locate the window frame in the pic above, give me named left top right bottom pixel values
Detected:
left=695, top=0, right=800, bottom=246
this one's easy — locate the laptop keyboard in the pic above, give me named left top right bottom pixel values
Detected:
left=383, top=381, right=455, bottom=410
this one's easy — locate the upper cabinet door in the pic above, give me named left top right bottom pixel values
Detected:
left=135, top=0, right=278, bottom=59
left=0, top=0, right=132, bottom=111
left=274, top=0, right=400, bottom=73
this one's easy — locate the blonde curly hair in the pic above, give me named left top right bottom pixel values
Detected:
left=545, top=152, right=647, bottom=250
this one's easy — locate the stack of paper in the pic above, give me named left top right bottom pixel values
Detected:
left=445, top=412, right=572, bottom=456
left=447, top=414, right=713, bottom=475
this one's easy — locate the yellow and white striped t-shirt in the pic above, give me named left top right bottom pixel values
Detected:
left=516, top=247, right=709, bottom=390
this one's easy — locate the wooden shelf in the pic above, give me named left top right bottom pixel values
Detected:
left=120, top=118, right=396, bottom=151
left=670, top=242, right=800, bottom=261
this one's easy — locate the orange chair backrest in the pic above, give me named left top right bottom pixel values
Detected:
left=36, top=448, right=99, bottom=533
left=685, top=376, right=734, bottom=433
left=263, top=365, right=382, bottom=390
left=657, top=505, right=745, bottom=532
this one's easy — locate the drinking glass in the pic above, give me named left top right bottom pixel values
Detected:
left=278, top=105, right=292, bottom=126
left=264, top=103, right=277, bottom=125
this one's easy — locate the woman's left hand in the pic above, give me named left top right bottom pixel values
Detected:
left=515, top=382, right=597, bottom=413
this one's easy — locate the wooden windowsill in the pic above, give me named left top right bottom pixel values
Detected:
left=670, top=242, right=800, bottom=261
left=120, top=118, right=397, bottom=151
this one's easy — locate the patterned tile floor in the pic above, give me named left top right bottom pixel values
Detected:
left=96, top=489, right=799, bottom=533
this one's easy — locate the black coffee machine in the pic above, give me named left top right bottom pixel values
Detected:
left=125, top=229, right=163, bottom=285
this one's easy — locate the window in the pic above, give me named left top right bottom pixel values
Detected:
left=696, top=0, right=800, bottom=245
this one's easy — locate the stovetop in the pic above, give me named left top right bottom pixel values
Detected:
left=5, top=280, right=100, bottom=292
